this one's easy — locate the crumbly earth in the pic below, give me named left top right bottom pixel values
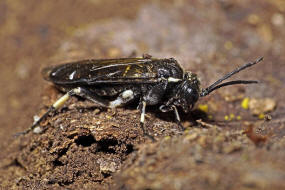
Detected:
left=1, top=1, right=285, bottom=189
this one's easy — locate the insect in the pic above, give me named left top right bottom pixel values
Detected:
left=17, top=55, right=263, bottom=139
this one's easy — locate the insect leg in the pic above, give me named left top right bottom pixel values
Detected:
left=15, top=88, right=76, bottom=136
left=16, top=87, right=111, bottom=136
left=139, top=100, right=155, bottom=141
left=172, top=105, right=185, bottom=131
left=77, top=88, right=136, bottom=109
left=109, top=90, right=135, bottom=108
left=71, top=87, right=110, bottom=108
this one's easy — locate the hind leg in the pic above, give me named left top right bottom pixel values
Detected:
left=16, top=88, right=136, bottom=136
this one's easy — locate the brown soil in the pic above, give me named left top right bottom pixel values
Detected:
left=1, top=1, right=285, bottom=189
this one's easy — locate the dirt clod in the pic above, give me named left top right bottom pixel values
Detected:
left=248, top=98, right=277, bottom=115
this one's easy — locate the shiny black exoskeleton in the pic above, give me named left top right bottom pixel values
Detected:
left=18, top=55, right=263, bottom=140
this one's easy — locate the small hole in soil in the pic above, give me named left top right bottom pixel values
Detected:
left=97, top=138, right=118, bottom=154
left=75, top=135, right=96, bottom=147
left=75, top=135, right=134, bottom=155
left=102, top=173, right=111, bottom=178
left=53, top=160, right=64, bottom=167
left=126, top=144, right=134, bottom=155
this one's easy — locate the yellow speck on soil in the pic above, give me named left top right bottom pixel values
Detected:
left=224, top=41, right=233, bottom=50
left=224, top=115, right=229, bottom=121
left=258, top=113, right=265, bottom=120
left=247, top=14, right=260, bottom=24
left=198, top=104, right=209, bottom=113
left=241, top=97, right=250, bottom=110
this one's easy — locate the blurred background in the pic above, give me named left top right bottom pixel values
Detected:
left=0, top=0, right=285, bottom=189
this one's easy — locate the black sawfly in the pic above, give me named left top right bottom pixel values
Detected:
left=17, top=54, right=263, bottom=140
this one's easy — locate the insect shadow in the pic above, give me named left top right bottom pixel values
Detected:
left=151, top=106, right=208, bottom=124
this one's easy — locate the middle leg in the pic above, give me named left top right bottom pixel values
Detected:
left=139, top=100, right=155, bottom=141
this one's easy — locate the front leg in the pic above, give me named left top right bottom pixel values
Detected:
left=159, top=105, right=185, bottom=131
left=172, top=105, right=185, bottom=131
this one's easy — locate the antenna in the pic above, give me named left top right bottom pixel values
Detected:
left=200, top=57, right=263, bottom=97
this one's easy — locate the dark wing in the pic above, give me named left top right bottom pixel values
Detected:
left=42, top=58, right=163, bottom=85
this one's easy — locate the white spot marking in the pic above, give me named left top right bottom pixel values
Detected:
left=69, top=71, right=76, bottom=80
left=53, top=93, right=70, bottom=109
left=109, top=90, right=134, bottom=108
left=73, top=87, right=81, bottom=94
left=140, top=113, right=144, bottom=123
left=168, top=77, right=181, bottom=82
left=33, top=126, right=43, bottom=134
left=122, top=90, right=134, bottom=99
left=32, top=115, right=42, bottom=133
left=109, top=99, right=123, bottom=108
left=33, top=115, right=40, bottom=125
left=172, top=106, right=180, bottom=121
left=140, top=101, right=146, bottom=123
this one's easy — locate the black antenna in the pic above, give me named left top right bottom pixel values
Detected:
left=200, top=57, right=263, bottom=97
